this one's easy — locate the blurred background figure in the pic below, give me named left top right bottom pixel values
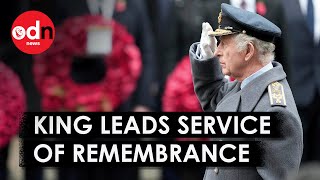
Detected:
left=280, top=0, right=320, bottom=163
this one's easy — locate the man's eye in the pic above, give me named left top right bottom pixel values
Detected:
left=217, top=39, right=221, bottom=46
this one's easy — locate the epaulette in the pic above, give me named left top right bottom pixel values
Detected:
left=268, top=81, right=287, bottom=107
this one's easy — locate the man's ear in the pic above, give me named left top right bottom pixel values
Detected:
left=244, top=42, right=255, bottom=61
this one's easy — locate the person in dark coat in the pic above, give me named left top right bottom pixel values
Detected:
left=280, top=0, right=320, bottom=163
left=189, top=3, right=303, bottom=179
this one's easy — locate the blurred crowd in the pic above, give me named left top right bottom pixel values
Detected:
left=1, top=0, right=320, bottom=179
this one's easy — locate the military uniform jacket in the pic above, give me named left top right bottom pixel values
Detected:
left=189, top=43, right=303, bottom=180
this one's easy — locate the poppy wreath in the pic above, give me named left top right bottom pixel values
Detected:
left=162, top=56, right=209, bottom=141
left=33, top=15, right=142, bottom=112
left=0, top=62, right=26, bottom=148
left=162, top=56, right=202, bottom=112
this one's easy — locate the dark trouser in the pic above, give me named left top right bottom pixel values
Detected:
left=0, top=145, right=9, bottom=180
left=58, top=167, right=138, bottom=180
left=25, top=167, right=43, bottom=180
left=162, top=167, right=206, bottom=180
left=298, top=92, right=320, bottom=162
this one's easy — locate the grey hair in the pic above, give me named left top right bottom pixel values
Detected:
left=234, top=33, right=275, bottom=65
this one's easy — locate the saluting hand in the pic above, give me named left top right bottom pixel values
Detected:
left=199, top=22, right=217, bottom=59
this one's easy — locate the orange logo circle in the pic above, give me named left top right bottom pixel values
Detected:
left=11, top=11, right=55, bottom=54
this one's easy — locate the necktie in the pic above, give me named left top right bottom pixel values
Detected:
left=307, top=0, right=314, bottom=36
left=240, top=0, right=247, bottom=10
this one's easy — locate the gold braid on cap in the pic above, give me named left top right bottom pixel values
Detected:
left=218, top=10, right=222, bottom=28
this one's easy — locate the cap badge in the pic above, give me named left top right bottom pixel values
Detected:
left=218, top=11, right=222, bottom=25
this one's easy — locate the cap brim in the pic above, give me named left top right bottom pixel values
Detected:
left=208, top=29, right=237, bottom=37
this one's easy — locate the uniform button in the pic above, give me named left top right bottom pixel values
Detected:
left=214, top=167, right=219, bottom=174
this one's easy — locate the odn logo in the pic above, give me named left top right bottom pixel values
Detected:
left=11, top=11, right=55, bottom=54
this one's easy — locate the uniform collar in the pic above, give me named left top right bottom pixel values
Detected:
left=239, top=61, right=286, bottom=111
left=240, top=62, right=273, bottom=89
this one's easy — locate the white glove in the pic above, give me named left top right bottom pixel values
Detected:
left=199, top=22, right=217, bottom=59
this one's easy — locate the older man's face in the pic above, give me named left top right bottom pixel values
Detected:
left=213, top=35, right=246, bottom=79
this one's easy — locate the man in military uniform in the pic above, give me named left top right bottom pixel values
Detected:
left=189, top=3, right=303, bottom=180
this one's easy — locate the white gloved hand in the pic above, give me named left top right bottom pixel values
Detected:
left=199, top=22, right=217, bottom=59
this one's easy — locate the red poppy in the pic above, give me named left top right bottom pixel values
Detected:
left=115, top=0, right=127, bottom=13
left=256, top=1, right=267, bottom=16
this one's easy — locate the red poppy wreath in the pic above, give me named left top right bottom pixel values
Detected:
left=33, top=15, right=142, bottom=112
left=162, top=56, right=210, bottom=141
left=162, top=56, right=202, bottom=112
left=0, top=62, right=26, bottom=148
